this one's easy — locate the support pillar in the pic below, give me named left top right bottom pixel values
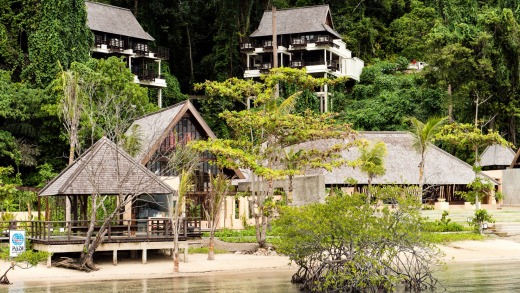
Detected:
left=158, top=88, right=162, bottom=108
left=142, top=249, right=147, bottom=264
left=113, top=250, right=118, bottom=265
left=47, top=254, right=52, bottom=268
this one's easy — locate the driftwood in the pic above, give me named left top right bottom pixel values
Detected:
left=54, top=257, right=97, bottom=272
left=0, top=262, right=14, bottom=285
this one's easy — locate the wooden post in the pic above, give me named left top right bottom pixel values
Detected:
left=142, top=249, right=147, bottom=264
left=113, top=250, right=118, bottom=266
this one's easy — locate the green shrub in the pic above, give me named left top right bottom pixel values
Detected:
left=188, top=247, right=228, bottom=254
left=421, top=211, right=465, bottom=232
left=424, top=232, right=485, bottom=244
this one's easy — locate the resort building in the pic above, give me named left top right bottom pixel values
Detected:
left=237, top=132, right=499, bottom=212
left=241, top=5, right=364, bottom=111
left=126, top=100, right=244, bottom=226
left=85, top=1, right=168, bottom=107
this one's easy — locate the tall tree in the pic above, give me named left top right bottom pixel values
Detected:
left=192, top=68, right=356, bottom=247
left=408, top=116, right=448, bottom=198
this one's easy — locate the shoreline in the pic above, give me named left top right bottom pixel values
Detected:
left=3, top=238, right=520, bottom=287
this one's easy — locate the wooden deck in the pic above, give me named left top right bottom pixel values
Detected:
left=3, top=218, right=203, bottom=267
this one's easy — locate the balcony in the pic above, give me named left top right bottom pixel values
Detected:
left=240, top=42, right=255, bottom=52
left=290, top=38, right=307, bottom=49
left=290, top=60, right=304, bottom=69
left=327, top=60, right=339, bottom=71
left=259, top=62, right=272, bottom=73
left=133, top=43, right=149, bottom=57
left=316, top=35, right=333, bottom=47
left=108, top=38, right=124, bottom=52
left=262, top=40, right=273, bottom=51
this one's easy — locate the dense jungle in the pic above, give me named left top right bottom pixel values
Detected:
left=1, top=0, right=520, bottom=191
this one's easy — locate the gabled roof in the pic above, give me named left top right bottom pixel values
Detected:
left=127, top=100, right=216, bottom=164
left=302, top=132, right=495, bottom=185
left=39, top=137, right=173, bottom=196
left=85, top=1, right=154, bottom=41
left=480, top=144, right=515, bottom=167
left=250, top=5, right=342, bottom=39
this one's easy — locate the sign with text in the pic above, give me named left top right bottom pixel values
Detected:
left=9, top=230, right=26, bottom=257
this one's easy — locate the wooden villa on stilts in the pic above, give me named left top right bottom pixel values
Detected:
left=27, top=137, right=201, bottom=267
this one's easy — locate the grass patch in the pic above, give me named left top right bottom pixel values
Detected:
left=188, top=247, right=228, bottom=254
left=217, top=236, right=282, bottom=245
left=424, top=232, right=486, bottom=244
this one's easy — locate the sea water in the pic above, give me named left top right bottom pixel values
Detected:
left=4, top=262, right=520, bottom=292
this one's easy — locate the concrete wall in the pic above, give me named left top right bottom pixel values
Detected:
left=237, top=175, right=325, bottom=206
left=501, top=169, right=520, bottom=205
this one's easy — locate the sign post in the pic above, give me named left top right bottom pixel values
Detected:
left=9, top=230, right=26, bottom=257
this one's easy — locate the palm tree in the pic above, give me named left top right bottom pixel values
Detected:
left=408, top=116, right=448, bottom=199
left=358, top=140, right=387, bottom=204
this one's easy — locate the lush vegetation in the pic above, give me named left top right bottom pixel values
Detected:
left=276, top=187, right=443, bottom=292
left=1, top=0, right=520, bottom=199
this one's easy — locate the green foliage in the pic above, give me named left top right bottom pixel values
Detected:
left=0, top=240, right=50, bottom=266
left=276, top=187, right=442, bottom=292
left=471, top=209, right=494, bottom=233
left=341, top=61, right=444, bottom=130
left=423, top=232, right=485, bottom=244
left=436, top=123, right=509, bottom=165
left=358, top=140, right=387, bottom=180
left=188, top=247, right=228, bottom=254
left=59, top=58, right=155, bottom=148
left=458, top=174, right=494, bottom=204
left=421, top=211, right=465, bottom=232
left=24, top=0, right=91, bottom=87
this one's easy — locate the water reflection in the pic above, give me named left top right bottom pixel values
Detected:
left=5, top=262, right=520, bottom=292
left=435, top=261, right=520, bottom=292
left=4, top=270, right=299, bottom=293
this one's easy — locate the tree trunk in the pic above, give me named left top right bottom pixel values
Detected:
left=208, top=231, right=215, bottom=260
left=418, top=153, right=425, bottom=201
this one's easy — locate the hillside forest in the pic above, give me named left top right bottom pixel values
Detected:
left=1, top=0, right=520, bottom=194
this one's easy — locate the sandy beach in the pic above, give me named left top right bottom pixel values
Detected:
left=2, top=238, right=520, bottom=287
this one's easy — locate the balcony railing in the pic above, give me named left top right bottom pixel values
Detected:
left=316, top=35, right=333, bottom=46
left=260, top=62, right=272, bottom=73
left=108, top=38, right=124, bottom=52
left=133, top=68, right=157, bottom=81
left=94, top=35, right=104, bottom=48
left=240, top=42, right=255, bottom=52
left=133, top=43, right=149, bottom=56
left=290, top=60, right=304, bottom=68
left=262, top=40, right=273, bottom=50
left=290, top=38, right=307, bottom=48
left=327, top=60, right=339, bottom=71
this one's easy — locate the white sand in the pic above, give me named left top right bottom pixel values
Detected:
left=1, top=253, right=295, bottom=286
left=2, top=239, right=520, bottom=286
left=438, top=238, right=520, bottom=263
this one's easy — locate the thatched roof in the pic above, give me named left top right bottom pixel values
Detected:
left=39, top=137, right=173, bottom=196
left=250, top=5, right=342, bottom=39
left=127, top=100, right=216, bottom=164
left=480, top=144, right=515, bottom=167
left=85, top=1, right=154, bottom=41
left=302, top=132, right=494, bottom=185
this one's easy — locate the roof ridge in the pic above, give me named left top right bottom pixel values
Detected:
left=132, top=100, right=189, bottom=122
left=265, top=4, right=329, bottom=12
left=85, top=1, right=131, bottom=12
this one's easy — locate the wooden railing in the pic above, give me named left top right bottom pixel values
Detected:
left=0, top=218, right=201, bottom=243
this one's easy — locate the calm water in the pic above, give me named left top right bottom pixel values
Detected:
left=3, top=262, right=520, bottom=292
